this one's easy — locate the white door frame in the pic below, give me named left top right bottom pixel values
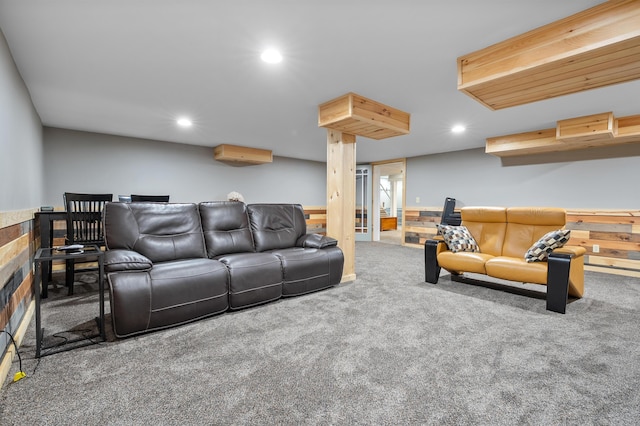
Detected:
left=371, top=159, right=406, bottom=244
left=355, top=165, right=372, bottom=241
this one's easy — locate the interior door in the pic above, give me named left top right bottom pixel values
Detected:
left=355, top=166, right=372, bottom=241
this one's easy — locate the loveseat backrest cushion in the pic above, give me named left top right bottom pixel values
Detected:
left=502, top=207, right=567, bottom=258
left=247, top=204, right=306, bottom=252
left=199, top=201, right=255, bottom=257
left=104, top=202, right=206, bottom=263
left=460, top=207, right=507, bottom=256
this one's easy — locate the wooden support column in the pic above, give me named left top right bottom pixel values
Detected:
left=327, top=130, right=356, bottom=282
left=319, top=92, right=410, bottom=283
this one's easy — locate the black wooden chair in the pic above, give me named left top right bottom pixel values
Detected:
left=130, top=194, right=170, bottom=202
left=440, top=197, right=461, bottom=226
left=63, top=192, right=112, bottom=294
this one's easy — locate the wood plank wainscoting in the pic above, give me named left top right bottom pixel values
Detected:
left=0, top=209, right=38, bottom=388
left=45, top=205, right=637, bottom=278
left=303, top=206, right=328, bottom=235
left=405, top=206, right=640, bottom=278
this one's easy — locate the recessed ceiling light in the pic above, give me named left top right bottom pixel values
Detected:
left=451, top=124, right=466, bottom=133
left=177, top=117, right=193, bottom=127
left=261, top=49, right=282, bottom=64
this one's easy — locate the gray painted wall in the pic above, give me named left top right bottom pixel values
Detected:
left=42, top=126, right=640, bottom=211
left=4, top=24, right=639, bottom=213
left=0, top=29, right=42, bottom=211
left=406, top=146, right=640, bottom=209
left=43, top=127, right=327, bottom=207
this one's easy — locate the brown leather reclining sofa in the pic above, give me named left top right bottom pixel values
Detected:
left=103, top=201, right=344, bottom=337
left=425, top=207, right=585, bottom=313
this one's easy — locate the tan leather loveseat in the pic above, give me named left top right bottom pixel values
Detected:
left=425, top=207, right=586, bottom=313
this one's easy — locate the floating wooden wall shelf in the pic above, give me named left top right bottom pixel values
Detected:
left=486, top=112, right=640, bottom=157
left=458, top=1, right=640, bottom=110
left=213, top=144, right=272, bottom=166
left=318, top=92, right=410, bottom=139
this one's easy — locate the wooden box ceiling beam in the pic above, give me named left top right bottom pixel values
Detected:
left=556, top=112, right=616, bottom=143
left=458, top=0, right=640, bottom=110
left=486, top=111, right=640, bottom=157
left=214, top=144, right=272, bottom=166
left=318, top=92, right=410, bottom=139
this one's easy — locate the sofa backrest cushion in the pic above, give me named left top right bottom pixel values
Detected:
left=247, top=204, right=306, bottom=252
left=502, top=207, right=567, bottom=258
left=104, top=202, right=206, bottom=263
left=460, top=207, right=507, bottom=256
left=199, top=201, right=255, bottom=257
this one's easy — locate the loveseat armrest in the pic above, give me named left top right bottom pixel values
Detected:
left=546, top=251, right=574, bottom=314
left=546, top=244, right=587, bottom=314
left=425, top=238, right=447, bottom=284
left=552, top=245, right=587, bottom=257
left=296, top=233, right=338, bottom=249
left=105, top=249, right=153, bottom=273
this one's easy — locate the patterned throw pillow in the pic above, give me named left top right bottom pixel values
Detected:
left=437, top=224, right=480, bottom=253
left=525, top=229, right=571, bottom=262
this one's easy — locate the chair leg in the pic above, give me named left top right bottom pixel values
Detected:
left=65, top=258, right=75, bottom=295
left=424, top=239, right=441, bottom=284
left=547, top=252, right=572, bottom=314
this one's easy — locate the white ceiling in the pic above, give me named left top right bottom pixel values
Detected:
left=2, top=0, right=637, bottom=163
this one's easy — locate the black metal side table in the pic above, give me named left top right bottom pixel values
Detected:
left=33, top=245, right=106, bottom=357
left=34, top=210, right=68, bottom=298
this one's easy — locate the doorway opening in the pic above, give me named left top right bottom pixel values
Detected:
left=355, top=165, right=372, bottom=241
left=372, top=160, right=406, bottom=245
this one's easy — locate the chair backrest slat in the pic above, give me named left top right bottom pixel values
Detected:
left=64, top=193, right=113, bottom=246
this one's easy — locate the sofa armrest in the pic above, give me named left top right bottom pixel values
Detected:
left=552, top=245, right=587, bottom=257
left=431, top=235, right=451, bottom=254
left=296, top=233, right=338, bottom=249
left=105, top=249, right=153, bottom=273
left=546, top=244, right=586, bottom=313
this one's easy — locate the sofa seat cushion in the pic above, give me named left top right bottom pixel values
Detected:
left=270, top=247, right=342, bottom=296
left=216, top=252, right=283, bottom=310
left=109, top=258, right=229, bottom=337
left=485, top=256, right=548, bottom=285
left=149, top=259, right=229, bottom=329
left=437, top=251, right=494, bottom=275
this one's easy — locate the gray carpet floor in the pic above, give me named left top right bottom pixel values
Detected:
left=1, top=242, right=639, bottom=425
